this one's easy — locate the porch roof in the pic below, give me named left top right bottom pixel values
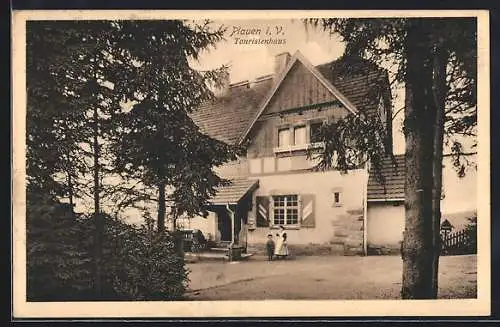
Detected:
left=208, top=177, right=259, bottom=206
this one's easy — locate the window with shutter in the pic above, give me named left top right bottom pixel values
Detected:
left=300, top=194, right=315, bottom=227
left=272, top=195, right=299, bottom=226
left=256, top=196, right=270, bottom=227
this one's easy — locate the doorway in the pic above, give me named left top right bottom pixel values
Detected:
left=217, top=209, right=232, bottom=242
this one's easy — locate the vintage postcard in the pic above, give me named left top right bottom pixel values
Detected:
left=12, top=10, right=490, bottom=318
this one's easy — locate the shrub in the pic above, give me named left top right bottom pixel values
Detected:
left=102, top=216, right=189, bottom=300
left=27, top=196, right=189, bottom=301
left=27, top=195, right=93, bottom=301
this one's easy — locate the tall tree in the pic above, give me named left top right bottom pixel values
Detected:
left=306, top=18, right=477, bottom=298
left=27, top=21, right=132, bottom=297
left=26, top=22, right=92, bottom=201
left=110, top=20, right=236, bottom=233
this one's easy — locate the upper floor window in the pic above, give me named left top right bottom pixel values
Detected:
left=310, top=122, right=323, bottom=143
left=293, top=126, right=307, bottom=145
left=274, top=121, right=326, bottom=154
left=278, top=128, right=290, bottom=148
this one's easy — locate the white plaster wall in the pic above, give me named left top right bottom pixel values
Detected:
left=213, top=158, right=248, bottom=178
left=367, top=202, right=405, bottom=248
left=247, top=168, right=367, bottom=245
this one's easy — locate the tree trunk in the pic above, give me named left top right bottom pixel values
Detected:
left=171, top=210, right=184, bottom=256
left=430, top=44, right=449, bottom=298
left=92, top=105, right=103, bottom=299
left=67, top=171, right=74, bottom=213
left=401, top=20, right=438, bottom=299
left=157, top=181, right=166, bottom=232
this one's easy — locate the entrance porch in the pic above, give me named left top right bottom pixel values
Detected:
left=204, top=177, right=259, bottom=258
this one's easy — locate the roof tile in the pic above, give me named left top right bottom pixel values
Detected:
left=367, top=154, right=405, bottom=201
left=209, top=177, right=259, bottom=205
left=189, top=78, right=274, bottom=145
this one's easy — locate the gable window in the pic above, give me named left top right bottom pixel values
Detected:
left=293, top=126, right=307, bottom=145
left=310, top=122, right=323, bottom=143
left=273, top=195, right=299, bottom=226
left=274, top=121, right=327, bottom=154
left=278, top=128, right=290, bottom=148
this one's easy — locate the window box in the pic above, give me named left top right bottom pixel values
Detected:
left=273, top=142, right=325, bottom=154
left=309, top=142, right=325, bottom=150
left=273, top=144, right=308, bottom=154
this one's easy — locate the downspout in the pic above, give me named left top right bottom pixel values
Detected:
left=362, top=161, right=369, bottom=256
left=226, top=203, right=235, bottom=245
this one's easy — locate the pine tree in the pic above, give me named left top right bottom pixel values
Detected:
left=27, top=20, right=133, bottom=297
left=110, top=20, right=236, bottom=233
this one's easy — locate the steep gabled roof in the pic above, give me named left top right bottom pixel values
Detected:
left=190, top=53, right=391, bottom=146
left=367, top=154, right=405, bottom=201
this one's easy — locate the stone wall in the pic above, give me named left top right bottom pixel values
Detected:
left=329, top=208, right=365, bottom=255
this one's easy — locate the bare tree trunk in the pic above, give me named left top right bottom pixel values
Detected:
left=430, top=44, right=449, bottom=298
left=157, top=181, right=166, bottom=232
left=401, top=20, right=438, bottom=299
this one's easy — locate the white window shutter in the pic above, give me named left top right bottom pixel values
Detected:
left=256, top=196, right=270, bottom=227
left=301, top=194, right=315, bottom=228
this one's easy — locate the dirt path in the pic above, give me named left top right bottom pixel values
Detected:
left=186, top=255, right=477, bottom=300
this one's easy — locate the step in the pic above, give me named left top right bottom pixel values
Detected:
left=185, top=252, right=255, bottom=263
left=211, top=242, right=232, bottom=248
left=209, top=247, right=229, bottom=252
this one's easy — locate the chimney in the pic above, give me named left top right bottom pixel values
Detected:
left=274, top=52, right=291, bottom=77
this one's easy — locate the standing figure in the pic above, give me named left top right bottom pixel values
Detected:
left=274, top=225, right=289, bottom=259
left=266, top=234, right=275, bottom=261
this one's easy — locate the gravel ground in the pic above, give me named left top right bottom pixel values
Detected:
left=185, top=254, right=477, bottom=300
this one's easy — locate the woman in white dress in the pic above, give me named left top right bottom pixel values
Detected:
left=274, top=226, right=289, bottom=259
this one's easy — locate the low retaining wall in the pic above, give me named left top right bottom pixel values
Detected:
left=367, top=244, right=402, bottom=256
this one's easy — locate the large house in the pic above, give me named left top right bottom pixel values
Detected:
left=181, top=50, right=406, bottom=255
